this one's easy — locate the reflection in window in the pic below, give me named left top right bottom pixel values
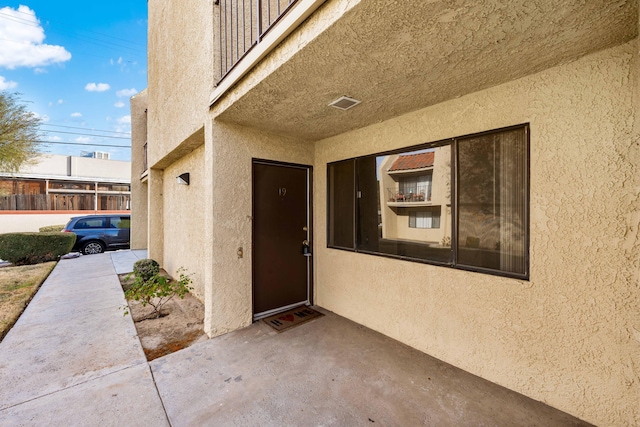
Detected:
left=409, top=208, right=440, bottom=229
left=327, top=124, right=529, bottom=279
left=457, top=128, right=528, bottom=275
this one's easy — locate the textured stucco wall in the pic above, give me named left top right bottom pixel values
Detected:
left=214, top=0, right=637, bottom=141
left=203, top=121, right=312, bottom=337
left=147, top=0, right=214, bottom=169
left=314, top=41, right=640, bottom=427
left=130, top=90, right=148, bottom=250
left=162, top=144, right=206, bottom=300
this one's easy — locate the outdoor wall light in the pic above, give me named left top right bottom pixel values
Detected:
left=176, top=173, right=190, bottom=185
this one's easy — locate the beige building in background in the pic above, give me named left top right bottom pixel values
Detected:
left=132, top=1, right=640, bottom=425
left=0, top=154, right=131, bottom=233
left=378, top=148, right=451, bottom=245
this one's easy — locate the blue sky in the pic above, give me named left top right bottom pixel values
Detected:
left=0, top=1, right=147, bottom=161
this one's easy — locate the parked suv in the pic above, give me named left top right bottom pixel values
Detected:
left=63, top=214, right=131, bottom=255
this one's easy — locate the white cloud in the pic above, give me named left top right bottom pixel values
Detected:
left=0, top=75, right=17, bottom=89
left=34, top=68, right=47, bottom=74
left=30, top=112, right=50, bottom=122
left=47, top=135, right=62, bottom=142
left=70, top=112, right=82, bottom=118
left=85, top=82, right=110, bottom=92
left=114, top=101, right=125, bottom=108
left=57, top=99, right=63, bottom=104
left=0, top=6, right=71, bottom=69
left=109, top=57, right=124, bottom=66
left=75, top=137, right=92, bottom=143
left=116, top=88, right=137, bottom=97
left=116, top=115, right=131, bottom=125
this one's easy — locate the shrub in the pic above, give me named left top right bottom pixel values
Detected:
left=0, top=232, right=76, bottom=265
left=133, top=258, right=160, bottom=282
left=123, top=267, right=193, bottom=319
left=39, top=224, right=65, bottom=232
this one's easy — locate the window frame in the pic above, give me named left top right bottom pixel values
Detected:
left=408, top=209, right=441, bottom=229
left=326, top=123, right=530, bottom=280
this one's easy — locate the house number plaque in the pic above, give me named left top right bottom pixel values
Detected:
left=278, top=187, right=287, bottom=197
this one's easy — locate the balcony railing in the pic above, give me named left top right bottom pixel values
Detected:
left=217, top=0, right=299, bottom=82
left=387, top=186, right=432, bottom=204
left=143, top=142, right=148, bottom=172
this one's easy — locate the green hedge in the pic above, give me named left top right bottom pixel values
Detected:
left=0, top=232, right=76, bottom=265
left=39, top=224, right=65, bottom=232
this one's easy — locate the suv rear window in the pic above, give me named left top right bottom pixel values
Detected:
left=109, top=217, right=131, bottom=229
left=74, top=217, right=107, bottom=229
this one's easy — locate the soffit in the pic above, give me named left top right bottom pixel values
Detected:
left=213, top=0, right=638, bottom=141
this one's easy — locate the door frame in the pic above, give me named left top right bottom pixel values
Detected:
left=251, top=158, right=314, bottom=320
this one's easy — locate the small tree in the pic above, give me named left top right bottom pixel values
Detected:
left=123, top=267, right=193, bottom=320
left=0, top=92, right=42, bottom=173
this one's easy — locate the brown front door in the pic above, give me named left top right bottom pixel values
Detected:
left=252, top=160, right=312, bottom=318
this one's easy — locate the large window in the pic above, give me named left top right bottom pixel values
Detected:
left=327, top=124, right=529, bottom=279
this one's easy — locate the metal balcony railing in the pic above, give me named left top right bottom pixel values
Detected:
left=217, top=0, right=299, bottom=82
left=386, top=186, right=432, bottom=203
left=143, top=142, right=148, bottom=172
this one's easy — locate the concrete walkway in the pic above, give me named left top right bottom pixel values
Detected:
left=0, top=251, right=592, bottom=426
left=0, top=250, right=166, bottom=426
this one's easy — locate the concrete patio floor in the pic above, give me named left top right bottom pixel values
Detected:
left=0, top=251, right=592, bottom=426
left=151, top=311, right=592, bottom=427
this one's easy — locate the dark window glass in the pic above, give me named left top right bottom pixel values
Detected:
left=327, top=160, right=355, bottom=249
left=356, top=156, right=380, bottom=252
left=75, top=217, right=106, bottom=229
left=456, top=127, right=528, bottom=276
left=327, top=124, right=529, bottom=279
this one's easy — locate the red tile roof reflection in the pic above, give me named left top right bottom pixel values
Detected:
left=389, top=152, right=434, bottom=171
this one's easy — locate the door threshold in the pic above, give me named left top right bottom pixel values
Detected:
left=253, top=300, right=309, bottom=321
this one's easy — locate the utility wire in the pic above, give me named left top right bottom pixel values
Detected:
left=36, top=140, right=131, bottom=148
left=1, top=8, right=146, bottom=47
left=0, top=12, right=146, bottom=57
left=0, top=11, right=146, bottom=52
left=42, top=124, right=131, bottom=136
left=42, top=130, right=130, bottom=140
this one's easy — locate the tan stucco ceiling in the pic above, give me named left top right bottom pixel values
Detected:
left=214, top=0, right=638, bottom=141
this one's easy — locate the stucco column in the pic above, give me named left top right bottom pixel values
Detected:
left=147, top=168, right=164, bottom=264
left=203, top=118, right=215, bottom=337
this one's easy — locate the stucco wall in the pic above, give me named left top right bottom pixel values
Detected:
left=314, top=40, right=640, bottom=427
left=69, top=157, right=130, bottom=180
left=130, top=90, right=148, bottom=250
left=16, top=154, right=130, bottom=181
left=147, top=0, right=214, bottom=168
left=204, top=122, right=313, bottom=337
left=162, top=144, right=206, bottom=300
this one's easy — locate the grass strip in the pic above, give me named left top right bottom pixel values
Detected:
left=0, top=261, right=56, bottom=342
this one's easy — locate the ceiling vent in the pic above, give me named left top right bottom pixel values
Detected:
left=328, top=96, right=361, bottom=111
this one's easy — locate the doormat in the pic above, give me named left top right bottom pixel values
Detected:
left=262, top=306, right=324, bottom=332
